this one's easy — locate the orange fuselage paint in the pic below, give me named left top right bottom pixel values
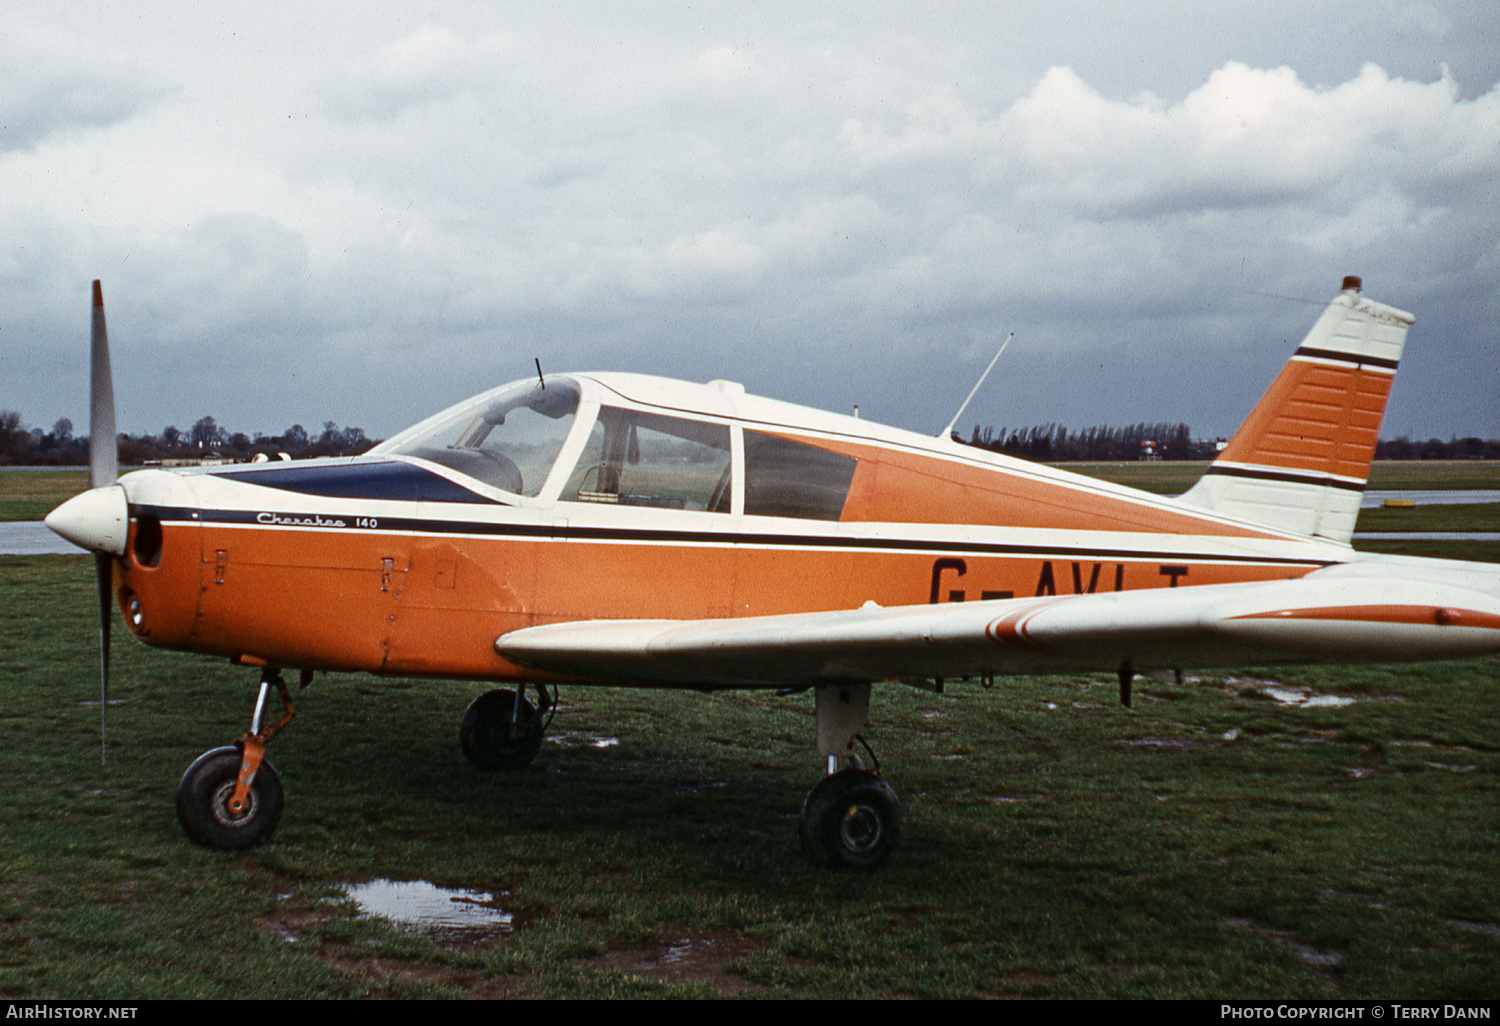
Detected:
left=112, top=440, right=1330, bottom=686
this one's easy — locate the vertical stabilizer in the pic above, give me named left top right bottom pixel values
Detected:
left=1177, top=277, right=1413, bottom=544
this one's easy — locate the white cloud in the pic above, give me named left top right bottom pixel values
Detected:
left=319, top=25, right=512, bottom=121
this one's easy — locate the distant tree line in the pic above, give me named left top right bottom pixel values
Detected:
left=3, top=406, right=1497, bottom=466
left=963, top=422, right=1205, bottom=461
left=1375, top=436, right=1500, bottom=460
left=960, top=423, right=1500, bottom=462
left=0, top=409, right=379, bottom=466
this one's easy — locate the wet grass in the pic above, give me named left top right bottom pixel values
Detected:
left=1356, top=540, right=1500, bottom=563
left=0, top=469, right=89, bottom=521
left=1355, top=503, right=1500, bottom=533
left=1363, top=462, right=1500, bottom=490
left=3, top=553, right=1499, bottom=998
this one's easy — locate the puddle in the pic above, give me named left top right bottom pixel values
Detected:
left=1120, top=736, right=1209, bottom=751
left=547, top=730, right=620, bottom=749
left=1223, top=916, right=1342, bottom=990
left=343, top=879, right=515, bottom=938
left=1264, top=687, right=1353, bottom=708
left=1389, top=741, right=1477, bottom=771
left=598, top=930, right=760, bottom=995
left=1227, top=678, right=1354, bottom=708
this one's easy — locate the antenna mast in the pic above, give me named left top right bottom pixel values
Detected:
left=939, top=333, right=1013, bottom=440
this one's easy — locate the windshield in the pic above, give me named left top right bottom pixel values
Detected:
left=374, top=378, right=581, bottom=496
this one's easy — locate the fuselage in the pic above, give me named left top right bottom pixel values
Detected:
left=105, top=371, right=1358, bottom=684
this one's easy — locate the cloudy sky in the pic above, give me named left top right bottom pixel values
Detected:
left=4, top=1, right=1498, bottom=447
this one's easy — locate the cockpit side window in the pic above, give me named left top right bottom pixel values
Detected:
left=562, top=408, right=731, bottom=513
left=381, top=380, right=580, bottom=496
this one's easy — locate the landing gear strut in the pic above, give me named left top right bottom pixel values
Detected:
left=799, top=683, right=902, bottom=868
left=460, top=685, right=552, bottom=770
left=177, top=668, right=298, bottom=849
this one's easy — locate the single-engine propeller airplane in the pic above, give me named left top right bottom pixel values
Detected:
left=46, top=276, right=1500, bottom=867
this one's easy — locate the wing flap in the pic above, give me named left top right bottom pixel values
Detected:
left=496, top=568, right=1500, bottom=688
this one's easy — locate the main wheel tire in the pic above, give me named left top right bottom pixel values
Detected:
left=460, top=689, right=543, bottom=770
left=799, top=769, right=902, bottom=869
left=176, top=746, right=284, bottom=849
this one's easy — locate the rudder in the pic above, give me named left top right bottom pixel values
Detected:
left=1177, top=276, right=1413, bottom=543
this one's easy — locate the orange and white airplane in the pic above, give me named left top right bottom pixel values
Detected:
left=46, top=276, right=1500, bottom=867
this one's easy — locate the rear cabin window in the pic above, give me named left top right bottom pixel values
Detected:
left=743, top=432, right=857, bottom=521
left=563, top=408, right=731, bottom=512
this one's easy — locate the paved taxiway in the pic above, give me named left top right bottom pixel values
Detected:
left=1, top=521, right=87, bottom=555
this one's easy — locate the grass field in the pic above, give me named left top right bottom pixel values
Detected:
left=0, top=469, right=89, bottom=521
left=3, top=552, right=1498, bottom=999
left=1356, top=503, right=1500, bottom=533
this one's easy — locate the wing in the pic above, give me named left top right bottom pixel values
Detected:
left=496, top=558, right=1500, bottom=688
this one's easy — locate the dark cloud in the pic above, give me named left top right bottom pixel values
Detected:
left=0, top=27, right=170, bottom=151
left=3, top=5, right=1497, bottom=444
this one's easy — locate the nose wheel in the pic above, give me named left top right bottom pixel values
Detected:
left=176, top=745, right=284, bottom=848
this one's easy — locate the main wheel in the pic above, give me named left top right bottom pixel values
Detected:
left=460, top=689, right=543, bottom=770
left=799, top=769, right=902, bottom=869
left=176, top=746, right=284, bottom=849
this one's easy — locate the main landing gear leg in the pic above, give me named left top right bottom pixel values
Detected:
left=176, top=668, right=298, bottom=849
left=799, top=683, right=902, bottom=869
left=460, top=684, right=551, bottom=770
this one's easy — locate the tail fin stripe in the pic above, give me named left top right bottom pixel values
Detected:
left=1203, top=464, right=1367, bottom=492
left=1294, top=347, right=1400, bottom=371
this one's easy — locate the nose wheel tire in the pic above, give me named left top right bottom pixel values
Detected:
left=799, top=769, right=902, bottom=869
left=176, top=746, right=284, bottom=849
left=460, top=689, right=543, bottom=770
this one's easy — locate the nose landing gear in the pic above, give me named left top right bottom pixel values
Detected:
left=176, top=668, right=299, bottom=849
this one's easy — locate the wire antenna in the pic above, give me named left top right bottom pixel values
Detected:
left=1239, top=289, right=1324, bottom=306
left=940, top=333, right=1013, bottom=440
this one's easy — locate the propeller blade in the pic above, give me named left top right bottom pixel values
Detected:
left=89, top=280, right=118, bottom=764
left=89, top=280, right=117, bottom=490
left=96, top=552, right=112, bottom=765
